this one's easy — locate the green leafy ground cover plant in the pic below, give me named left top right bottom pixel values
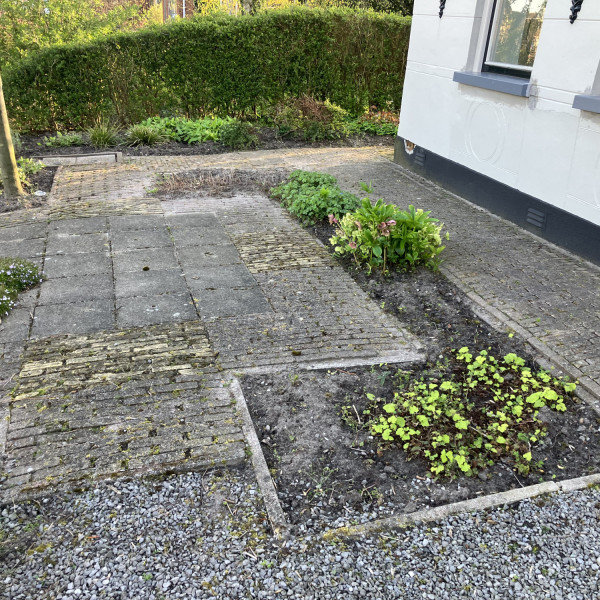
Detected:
left=366, top=348, right=577, bottom=478
left=330, top=188, right=446, bottom=272
left=0, top=258, right=42, bottom=316
left=43, top=131, right=84, bottom=147
left=140, top=117, right=233, bottom=144
left=270, top=170, right=360, bottom=225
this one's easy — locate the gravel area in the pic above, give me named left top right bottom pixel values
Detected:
left=2, top=468, right=599, bottom=599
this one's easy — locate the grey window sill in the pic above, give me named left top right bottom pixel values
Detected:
left=573, top=95, right=600, bottom=114
left=453, top=71, right=531, bottom=97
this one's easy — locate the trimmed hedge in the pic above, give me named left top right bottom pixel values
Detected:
left=3, top=8, right=411, bottom=132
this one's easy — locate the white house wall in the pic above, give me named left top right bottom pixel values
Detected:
left=398, top=0, right=600, bottom=228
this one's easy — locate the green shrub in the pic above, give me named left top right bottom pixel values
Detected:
left=0, top=258, right=42, bottom=316
left=367, top=348, right=577, bottom=478
left=330, top=190, right=446, bottom=272
left=3, top=9, right=411, bottom=132
left=87, top=122, right=120, bottom=148
left=140, top=116, right=231, bottom=144
left=270, top=96, right=351, bottom=141
left=218, top=120, right=259, bottom=149
left=125, top=124, right=168, bottom=146
left=43, top=131, right=84, bottom=147
left=271, top=170, right=360, bottom=225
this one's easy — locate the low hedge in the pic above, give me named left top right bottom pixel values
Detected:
left=3, top=8, right=411, bottom=132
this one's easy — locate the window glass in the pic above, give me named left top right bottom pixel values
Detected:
left=487, top=0, right=546, bottom=69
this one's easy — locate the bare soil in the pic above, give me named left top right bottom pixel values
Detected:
left=0, top=167, right=57, bottom=214
left=241, top=218, right=600, bottom=531
left=18, top=130, right=393, bottom=159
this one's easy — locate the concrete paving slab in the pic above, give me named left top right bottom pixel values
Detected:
left=185, top=265, right=257, bottom=289
left=46, top=233, right=109, bottom=255
left=109, top=214, right=165, bottom=231
left=38, top=274, right=114, bottom=305
left=31, top=301, right=114, bottom=337
left=49, top=217, right=108, bottom=235
left=112, top=247, right=179, bottom=273
left=0, top=309, right=31, bottom=343
left=43, top=252, right=111, bottom=279
left=116, top=293, right=197, bottom=327
left=110, top=228, right=172, bottom=252
left=170, top=227, right=231, bottom=248
left=0, top=223, right=46, bottom=242
left=115, top=269, right=188, bottom=298
left=0, top=238, right=45, bottom=260
left=166, top=213, right=220, bottom=228
left=177, top=244, right=242, bottom=268
left=193, top=286, right=272, bottom=318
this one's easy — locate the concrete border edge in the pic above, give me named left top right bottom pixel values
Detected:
left=229, top=378, right=289, bottom=537
left=323, top=473, right=600, bottom=541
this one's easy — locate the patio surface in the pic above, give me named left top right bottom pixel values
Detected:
left=0, top=145, right=599, bottom=503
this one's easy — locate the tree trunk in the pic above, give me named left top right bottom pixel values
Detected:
left=0, top=71, right=24, bottom=200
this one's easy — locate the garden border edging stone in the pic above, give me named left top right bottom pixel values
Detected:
left=322, top=473, right=600, bottom=541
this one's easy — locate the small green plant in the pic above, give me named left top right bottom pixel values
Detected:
left=124, top=124, right=168, bottom=146
left=330, top=186, right=446, bottom=273
left=1, top=158, right=44, bottom=193
left=43, top=131, right=84, bottom=147
left=140, top=116, right=232, bottom=144
left=87, top=121, right=120, bottom=148
left=218, top=120, right=259, bottom=149
left=270, top=170, right=360, bottom=225
left=368, top=348, right=577, bottom=478
left=0, top=257, right=42, bottom=316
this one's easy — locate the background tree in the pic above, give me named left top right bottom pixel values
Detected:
left=0, top=0, right=145, bottom=68
left=0, top=70, right=24, bottom=200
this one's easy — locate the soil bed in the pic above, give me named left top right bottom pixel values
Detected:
left=241, top=218, right=600, bottom=534
left=0, top=166, right=56, bottom=214
left=18, top=131, right=393, bottom=159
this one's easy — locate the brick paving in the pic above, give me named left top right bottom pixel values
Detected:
left=0, top=147, right=422, bottom=501
left=1, top=144, right=598, bottom=501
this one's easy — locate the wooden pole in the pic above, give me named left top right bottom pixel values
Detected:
left=0, top=71, right=24, bottom=200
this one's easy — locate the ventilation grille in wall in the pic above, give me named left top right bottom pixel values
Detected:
left=526, top=207, right=546, bottom=230
left=414, top=147, right=426, bottom=167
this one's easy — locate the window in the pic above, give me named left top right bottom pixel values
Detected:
left=484, top=0, right=547, bottom=77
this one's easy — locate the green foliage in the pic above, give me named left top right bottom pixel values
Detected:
left=43, top=131, right=84, bottom=148
left=269, top=96, right=351, bottom=141
left=1, top=158, right=44, bottom=192
left=330, top=189, right=446, bottom=272
left=347, top=106, right=399, bottom=136
left=218, top=120, right=259, bottom=149
left=0, top=0, right=143, bottom=68
left=87, top=122, right=121, bottom=148
left=125, top=124, right=168, bottom=147
left=3, top=9, right=411, bottom=132
left=140, top=116, right=232, bottom=144
left=0, top=258, right=42, bottom=316
left=271, top=170, right=360, bottom=225
left=368, top=348, right=577, bottom=478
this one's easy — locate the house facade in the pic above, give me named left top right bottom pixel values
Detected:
left=395, top=0, right=600, bottom=264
